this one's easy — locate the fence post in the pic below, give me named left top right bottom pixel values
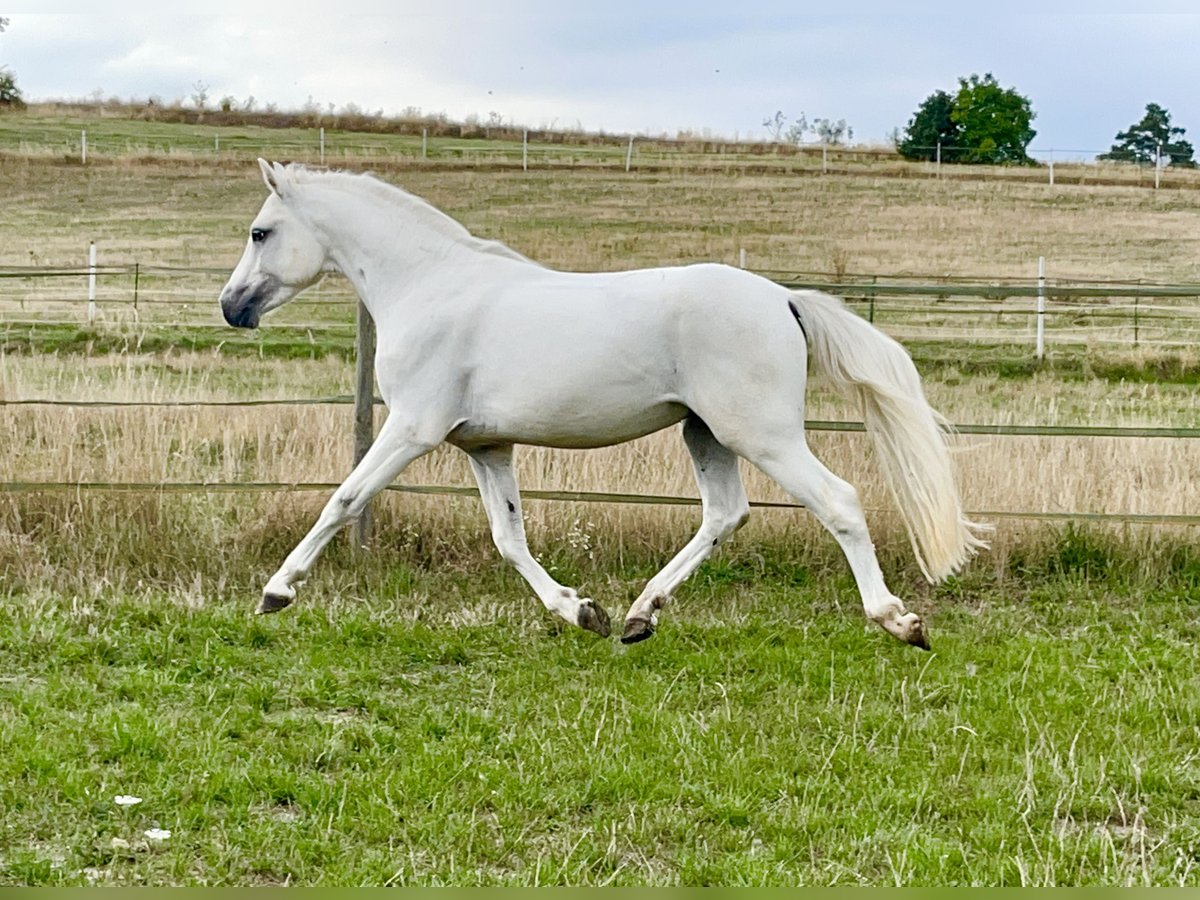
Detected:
left=1155, top=142, right=1162, bottom=190
left=1048, top=149, right=1055, bottom=187
left=935, top=141, right=941, bottom=178
left=320, top=127, right=325, bottom=165
left=1036, top=256, right=1046, bottom=362
left=422, top=128, right=428, bottom=160
left=625, top=135, right=634, bottom=173
left=523, top=129, right=528, bottom=172
left=352, top=299, right=377, bottom=551
left=739, top=247, right=746, bottom=269
left=87, top=241, right=97, bottom=324
left=133, top=262, right=140, bottom=319
left=81, top=130, right=87, bottom=165
left=822, top=143, right=828, bottom=175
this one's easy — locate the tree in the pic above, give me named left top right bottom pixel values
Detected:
left=812, top=117, right=853, bottom=145
left=190, top=80, right=210, bottom=110
left=951, top=74, right=1036, bottom=165
left=1099, top=103, right=1196, bottom=168
left=762, top=110, right=788, bottom=142
left=897, top=74, right=1036, bottom=165
left=0, top=68, right=22, bottom=108
left=0, top=16, right=23, bottom=109
left=897, top=90, right=957, bottom=161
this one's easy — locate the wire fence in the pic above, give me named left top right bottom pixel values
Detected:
left=6, top=115, right=1200, bottom=189
left=2, top=261, right=1199, bottom=528
left=5, top=260, right=1200, bottom=352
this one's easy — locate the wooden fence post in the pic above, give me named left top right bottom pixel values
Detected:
left=1036, top=256, right=1046, bottom=362
left=87, top=241, right=97, bottom=324
left=352, top=299, right=377, bottom=550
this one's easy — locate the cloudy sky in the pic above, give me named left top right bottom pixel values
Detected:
left=5, top=6, right=1200, bottom=159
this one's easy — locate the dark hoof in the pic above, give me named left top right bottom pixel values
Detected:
left=577, top=600, right=611, bottom=638
left=908, top=620, right=931, bottom=651
left=620, top=616, right=656, bottom=645
left=257, top=592, right=293, bottom=615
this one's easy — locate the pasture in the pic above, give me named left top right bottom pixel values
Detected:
left=1, top=116, right=1200, bottom=885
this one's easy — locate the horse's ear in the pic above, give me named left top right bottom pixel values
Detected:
left=258, top=158, right=284, bottom=197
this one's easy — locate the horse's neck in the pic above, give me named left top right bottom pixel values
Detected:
left=305, top=181, right=508, bottom=319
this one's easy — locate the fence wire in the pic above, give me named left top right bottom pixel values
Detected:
left=2, top=264, right=1199, bottom=528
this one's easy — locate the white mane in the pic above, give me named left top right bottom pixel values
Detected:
left=277, top=165, right=534, bottom=265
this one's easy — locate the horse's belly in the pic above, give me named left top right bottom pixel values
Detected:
left=447, top=399, right=689, bottom=450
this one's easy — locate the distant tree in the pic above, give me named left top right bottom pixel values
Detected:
left=1099, top=103, right=1196, bottom=167
left=812, top=117, right=853, bottom=145
left=764, top=110, right=853, bottom=146
left=898, top=74, right=1036, bottom=164
left=784, top=113, right=809, bottom=145
left=0, top=17, right=24, bottom=109
left=0, top=68, right=23, bottom=108
left=897, top=90, right=957, bottom=160
left=190, top=80, right=210, bottom=110
left=762, top=110, right=788, bottom=141
left=951, top=74, right=1036, bottom=165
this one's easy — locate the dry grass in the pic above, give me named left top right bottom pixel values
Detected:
left=2, top=155, right=1200, bottom=591
left=1, top=350, right=1197, bottom=594
left=4, top=157, right=1200, bottom=282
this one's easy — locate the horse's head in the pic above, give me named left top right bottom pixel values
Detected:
left=219, top=160, right=330, bottom=328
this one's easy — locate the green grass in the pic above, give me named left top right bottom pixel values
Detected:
left=4, top=109, right=1200, bottom=887
left=2, top=531, right=1200, bottom=886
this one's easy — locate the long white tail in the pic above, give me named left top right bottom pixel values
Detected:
left=789, top=290, right=989, bottom=582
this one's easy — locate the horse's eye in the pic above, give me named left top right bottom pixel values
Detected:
left=251, top=228, right=270, bottom=244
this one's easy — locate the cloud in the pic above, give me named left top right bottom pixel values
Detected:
left=5, top=10, right=1200, bottom=150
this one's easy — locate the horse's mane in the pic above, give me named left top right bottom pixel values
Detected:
left=279, top=165, right=535, bottom=265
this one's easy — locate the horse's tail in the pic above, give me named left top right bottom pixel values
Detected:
left=787, top=289, right=990, bottom=582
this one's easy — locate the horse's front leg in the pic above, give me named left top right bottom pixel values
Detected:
left=259, top=414, right=439, bottom=613
left=467, top=445, right=611, bottom=637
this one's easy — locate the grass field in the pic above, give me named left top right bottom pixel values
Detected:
left=4, top=559, right=1200, bottom=886
left=2, top=109, right=1200, bottom=886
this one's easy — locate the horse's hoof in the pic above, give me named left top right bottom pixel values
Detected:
left=906, top=619, right=931, bottom=651
left=620, top=616, right=656, bottom=644
left=577, top=600, right=611, bottom=638
left=257, top=592, right=293, bottom=615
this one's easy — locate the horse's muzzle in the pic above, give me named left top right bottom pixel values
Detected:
left=219, top=283, right=263, bottom=329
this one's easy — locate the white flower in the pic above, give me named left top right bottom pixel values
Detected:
left=114, top=795, right=143, bottom=807
left=143, top=828, right=171, bottom=841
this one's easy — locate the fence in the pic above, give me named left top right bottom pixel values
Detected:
left=2, top=258, right=1200, bottom=530
left=6, top=255, right=1200, bottom=353
left=6, top=121, right=1200, bottom=190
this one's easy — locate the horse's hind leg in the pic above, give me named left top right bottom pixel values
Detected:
left=743, top=436, right=930, bottom=649
left=467, top=445, right=611, bottom=637
left=622, top=415, right=750, bottom=644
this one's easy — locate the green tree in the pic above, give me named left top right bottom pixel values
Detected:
left=1099, top=103, right=1196, bottom=168
left=898, top=75, right=1036, bottom=164
left=897, top=90, right=957, bottom=161
left=950, top=73, right=1036, bottom=165
left=0, top=68, right=22, bottom=108
left=0, top=17, right=23, bottom=109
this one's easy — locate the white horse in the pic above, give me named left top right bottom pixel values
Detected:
left=219, top=160, right=987, bottom=649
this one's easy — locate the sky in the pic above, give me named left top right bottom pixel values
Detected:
left=5, top=6, right=1200, bottom=160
